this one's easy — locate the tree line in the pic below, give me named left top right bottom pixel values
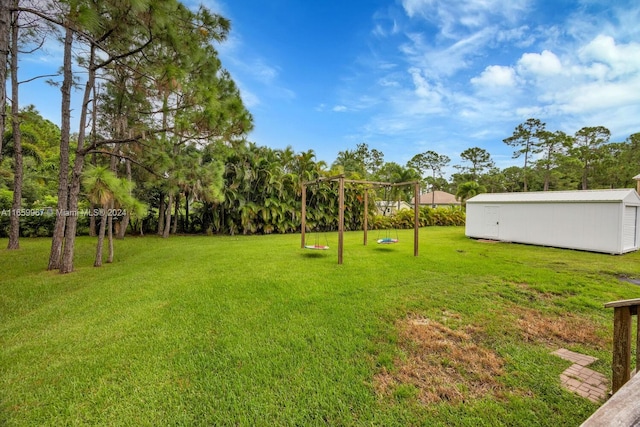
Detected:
left=1, top=0, right=251, bottom=272
left=1, top=2, right=639, bottom=273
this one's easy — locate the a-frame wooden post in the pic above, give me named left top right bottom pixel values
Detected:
left=302, top=177, right=419, bottom=264
left=338, top=175, right=345, bottom=264
left=363, top=188, right=368, bottom=246
left=300, top=184, right=306, bottom=248
left=414, top=181, right=420, bottom=257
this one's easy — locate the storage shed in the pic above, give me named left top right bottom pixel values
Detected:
left=465, top=189, right=640, bottom=254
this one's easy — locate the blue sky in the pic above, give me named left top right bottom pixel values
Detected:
left=18, top=0, right=640, bottom=174
left=203, top=0, right=640, bottom=171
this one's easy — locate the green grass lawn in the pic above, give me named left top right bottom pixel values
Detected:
left=2, top=227, right=640, bottom=426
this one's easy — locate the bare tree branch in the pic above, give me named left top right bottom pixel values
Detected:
left=19, top=73, right=60, bottom=85
left=87, top=149, right=163, bottom=177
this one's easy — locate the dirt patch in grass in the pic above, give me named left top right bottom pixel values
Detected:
left=510, top=305, right=607, bottom=349
left=375, top=315, right=505, bottom=404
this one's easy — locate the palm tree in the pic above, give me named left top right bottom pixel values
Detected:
left=83, top=166, right=120, bottom=266
left=83, top=165, right=145, bottom=266
left=456, top=181, right=486, bottom=207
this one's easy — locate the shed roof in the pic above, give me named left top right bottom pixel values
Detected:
left=467, top=189, right=640, bottom=204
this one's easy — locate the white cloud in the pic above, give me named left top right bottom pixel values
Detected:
left=516, top=50, right=563, bottom=76
left=246, top=60, right=279, bottom=84
left=509, top=35, right=640, bottom=118
left=333, top=105, right=348, bottom=112
left=549, top=79, right=640, bottom=114
left=401, top=0, right=434, bottom=19
left=578, top=35, right=640, bottom=78
left=471, top=65, right=517, bottom=88
left=239, top=87, right=260, bottom=108
left=408, top=67, right=431, bottom=98
left=401, top=0, right=530, bottom=37
left=496, top=25, right=533, bottom=46
left=372, top=20, right=400, bottom=38
left=400, top=27, right=496, bottom=77
left=216, top=33, right=241, bottom=57
left=377, top=77, right=400, bottom=87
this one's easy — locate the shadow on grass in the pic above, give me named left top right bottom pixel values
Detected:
left=373, top=246, right=398, bottom=252
left=301, top=251, right=330, bottom=258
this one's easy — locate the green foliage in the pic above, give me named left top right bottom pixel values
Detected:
left=456, top=181, right=487, bottom=205
left=0, top=189, right=11, bottom=236
left=0, top=188, right=11, bottom=209
left=455, top=147, right=495, bottom=181
left=422, top=206, right=466, bottom=226
left=371, top=206, right=465, bottom=229
left=82, top=165, right=122, bottom=206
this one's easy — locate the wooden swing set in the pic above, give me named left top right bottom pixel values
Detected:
left=301, top=174, right=421, bottom=264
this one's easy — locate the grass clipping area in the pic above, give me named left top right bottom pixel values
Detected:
left=514, top=305, right=603, bottom=347
left=376, top=304, right=604, bottom=405
left=375, top=315, right=505, bottom=404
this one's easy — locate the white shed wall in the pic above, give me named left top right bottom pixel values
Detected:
left=466, top=200, right=638, bottom=254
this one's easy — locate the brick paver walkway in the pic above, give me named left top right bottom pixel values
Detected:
left=551, top=348, right=608, bottom=403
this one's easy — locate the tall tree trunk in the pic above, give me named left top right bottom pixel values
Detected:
left=60, top=152, right=86, bottom=273
left=543, top=159, right=551, bottom=191
left=60, top=43, right=96, bottom=274
left=94, top=204, right=107, bottom=267
left=116, top=159, right=131, bottom=239
left=172, top=193, right=178, bottom=234
left=523, top=145, right=529, bottom=192
left=107, top=150, right=117, bottom=261
left=162, top=193, right=173, bottom=238
left=157, top=193, right=165, bottom=235
left=48, top=26, right=73, bottom=270
left=7, top=4, right=21, bottom=250
left=107, top=200, right=114, bottom=263
left=0, top=0, right=9, bottom=162
left=89, top=202, right=97, bottom=236
left=185, top=191, right=190, bottom=233
left=89, top=89, right=98, bottom=237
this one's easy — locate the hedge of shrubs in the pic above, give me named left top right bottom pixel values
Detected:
left=370, top=205, right=465, bottom=230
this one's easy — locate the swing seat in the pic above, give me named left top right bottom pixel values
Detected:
left=377, top=237, right=398, bottom=244
left=304, top=244, right=330, bottom=250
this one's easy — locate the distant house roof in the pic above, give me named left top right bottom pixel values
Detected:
left=413, top=191, right=460, bottom=205
left=467, top=189, right=640, bottom=204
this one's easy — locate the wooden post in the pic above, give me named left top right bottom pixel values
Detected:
left=338, top=176, right=345, bottom=264
left=414, top=181, right=420, bottom=257
left=612, top=306, right=632, bottom=393
left=301, top=184, right=306, bottom=249
left=605, top=298, right=640, bottom=393
left=363, top=188, right=368, bottom=246
left=637, top=313, right=640, bottom=374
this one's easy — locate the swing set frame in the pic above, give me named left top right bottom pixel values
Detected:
left=301, top=174, right=421, bottom=264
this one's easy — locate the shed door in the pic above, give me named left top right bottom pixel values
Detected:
left=623, top=206, right=638, bottom=250
left=484, top=206, right=500, bottom=239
